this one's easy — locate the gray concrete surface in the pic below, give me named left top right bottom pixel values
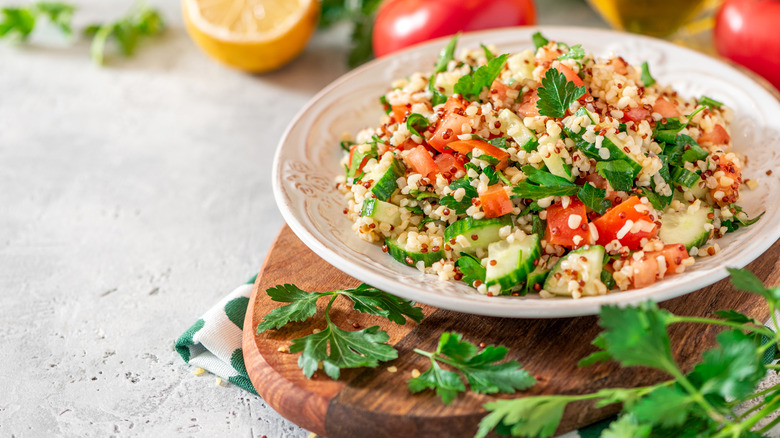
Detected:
left=6, top=1, right=772, bottom=437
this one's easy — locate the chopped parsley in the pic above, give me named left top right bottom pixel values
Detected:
left=640, top=61, right=655, bottom=87
left=531, top=31, right=549, bottom=50
left=481, top=43, right=495, bottom=61
left=578, top=183, right=611, bottom=215
left=595, top=160, right=635, bottom=192
left=453, top=53, right=509, bottom=101
left=557, top=44, right=585, bottom=61
left=700, top=95, right=723, bottom=109
left=440, top=178, right=478, bottom=214
left=455, top=252, right=485, bottom=287
left=434, top=34, right=458, bottom=73
left=406, top=113, right=429, bottom=137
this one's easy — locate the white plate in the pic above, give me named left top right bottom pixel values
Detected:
left=273, top=26, right=780, bottom=318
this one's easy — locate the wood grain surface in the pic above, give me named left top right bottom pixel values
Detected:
left=243, top=225, right=779, bottom=438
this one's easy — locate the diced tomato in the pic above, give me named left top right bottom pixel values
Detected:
left=429, top=97, right=469, bottom=153
left=348, top=144, right=370, bottom=176
left=391, top=104, right=408, bottom=123
left=653, top=97, right=681, bottom=118
left=698, top=124, right=730, bottom=145
left=622, top=106, right=653, bottom=123
left=516, top=89, right=540, bottom=118
left=480, top=184, right=514, bottom=218
left=446, top=139, right=510, bottom=170
left=541, top=65, right=589, bottom=98
left=630, top=244, right=689, bottom=288
left=609, top=57, right=628, bottom=75
left=404, top=145, right=438, bottom=179
left=593, top=196, right=658, bottom=250
left=489, top=80, right=511, bottom=105
left=630, top=254, right=659, bottom=289
left=544, top=197, right=591, bottom=249
left=433, top=152, right=465, bottom=179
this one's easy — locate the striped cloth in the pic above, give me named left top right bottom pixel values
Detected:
left=175, top=278, right=777, bottom=437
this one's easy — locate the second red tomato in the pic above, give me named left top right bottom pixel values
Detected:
left=372, top=0, right=537, bottom=57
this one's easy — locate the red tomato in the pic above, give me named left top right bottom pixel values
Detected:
left=544, top=197, right=591, bottom=249
left=715, top=0, right=780, bottom=90
left=622, top=107, right=653, bottom=124
left=653, top=97, right=680, bottom=118
left=630, top=243, right=689, bottom=289
left=698, top=124, right=730, bottom=146
left=446, top=139, right=510, bottom=170
left=480, top=184, right=513, bottom=218
left=593, top=196, right=658, bottom=250
left=391, top=104, right=408, bottom=123
left=428, top=97, right=468, bottom=153
left=546, top=65, right=585, bottom=88
left=372, top=0, right=537, bottom=57
left=516, top=89, right=540, bottom=118
left=404, top=145, right=438, bottom=179
left=433, top=152, right=465, bottom=179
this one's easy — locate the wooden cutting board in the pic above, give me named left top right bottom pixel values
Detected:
left=242, top=225, right=779, bottom=438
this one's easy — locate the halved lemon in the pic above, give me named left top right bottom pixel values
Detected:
left=182, top=0, right=319, bottom=73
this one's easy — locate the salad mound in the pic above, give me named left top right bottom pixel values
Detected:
left=334, top=33, right=762, bottom=299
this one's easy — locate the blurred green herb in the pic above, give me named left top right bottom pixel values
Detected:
left=0, top=1, right=74, bottom=41
left=476, top=268, right=780, bottom=438
left=319, top=0, right=382, bottom=68
left=84, top=3, right=165, bottom=65
left=641, top=61, right=655, bottom=87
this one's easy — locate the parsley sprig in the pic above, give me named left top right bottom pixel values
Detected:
left=85, top=3, right=165, bottom=65
left=454, top=53, right=509, bottom=102
left=536, top=68, right=586, bottom=118
left=0, top=1, right=74, bottom=40
left=409, top=332, right=536, bottom=404
left=257, top=283, right=424, bottom=379
left=477, top=268, right=780, bottom=438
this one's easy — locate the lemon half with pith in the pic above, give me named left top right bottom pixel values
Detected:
left=182, top=0, right=319, bottom=73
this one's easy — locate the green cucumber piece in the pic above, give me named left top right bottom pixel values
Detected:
left=347, top=144, right=377, bottom=178
left=444, top=216, right=512, bottom=253
left=543, top=245, right=606, bottom=297
left=385, top=235, right=444, bottom=267
left=659, top=206, right=713, bottom=251
left=498, top=108, right=538, bottom=152
left=541, top=135, right=574, bottom=182
left=524, top=265, right=550, bottom=296
left=366, top=158, right=405, bottom=201
left=485, top=234, right=541, bottom=290
left=361, top=199, right=402, bottom=226
left=670, top=166, right=699, bottom=188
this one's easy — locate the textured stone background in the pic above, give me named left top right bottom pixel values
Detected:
left=3, top=1, right=775, bottom=437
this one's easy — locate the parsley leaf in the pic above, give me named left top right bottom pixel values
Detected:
left=434, top=34, right=458, bottom=73
left=428, top=75, right=448, bottom=106
left=596, top=160, right=635, bottom=192
left=700, top=96, right=723, bottom=109
left=557, top=44, right=585, bottom=61
left=408, top=189, right=439, bottom=200
left=512, top=181, right=579, bottom=199
left=410, top=332, right=536, bottom=404
left=481, top=43, right=495, bottom=61
left=719, top=205, right=764, bottom=234
left=536, top=68, right=586, bottom=118
left=0, top=2, right=74, bottom=41
left=453, top=53, right=509, bottom=101
left=406, top=113, right=429, bottom=137
left=577, top=183, right=611, bottom=214
left=456, top=252, right=486, bottom=287
left=291, top=323, right=397, bottom=379
left=628, top=385, right=693, bottom=428
left=477, top=396, right=567, bottom=438
left=640, top=61, right=655, bottom=87
left=522, top=165, right=576, bottom=188
left=257, top=283, right=424, bottom=379
left=727, top=267, right=780, bottom=306
left=600, top=414, right=651, bottom=438
left=440, top=178, right=478, bottom=214
left=256, top=284, right=327, bottom=332
left=85, top=3, right=165, bottom=65
left=688, top=329, right=766, bottom=400
left=531, top=31, right=549, bottom=50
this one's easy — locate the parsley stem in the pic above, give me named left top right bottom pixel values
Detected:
left=670, top=316, right=776, bottom=338
left=767, top=364, right=780, bottom=370
left=758, top=412, right=780, bottom=435
left=413, top=348, right=435, bottom=358
left=665, top=362, right=724, bottom=423
left=732, top=381, right=780, bottom=410
left=323, top=292, right=339, bottom=325
left=732, top=395, right=780, bottom=434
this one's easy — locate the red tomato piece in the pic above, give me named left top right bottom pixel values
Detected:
left=433, top=152, right=465, bottom=179
left=593, top=196, right=658, bottom=250
left=404, top=145, right=438, bottom=179
left=348, top=144, right=370, bottom=175
left=428, top=97, right=469, bottom=153
left=652, top=243, right=689, bottom=275
left=653, top=97, right=681, bottom=118
left=622, top=107, right=653, bottom=123
left=698, top=124, right=730, bottom=146
left=391, top=104, right=408, bottom=123
left=480, top=184, right=513, bottom=218
left=516, top=89, right=540, bottom=118
left=446, top=139, right=510, bottom=170
left=443, top=95, right=466, bottom=113
left=544, top=197, right=591, bottom=249
left=631, top=254, right=659, bottom=289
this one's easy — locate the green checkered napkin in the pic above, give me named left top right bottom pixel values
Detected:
left=175, top=278, right=776, bottom=437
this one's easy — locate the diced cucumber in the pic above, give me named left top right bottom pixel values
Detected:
left=498, top=109, right=538, bottom=152
left=524, top=265, right=550, bottom=296
left=365, top=158, right=405, bottom=201
left=385, top=235, right=444, bottom=267
left=361, top=199, right=402, bottom=226
left=347, top=144, right=377, bottom=178
left=659, top=206, right=713, bottom=251
left=563, top=127, right=642, bottom=178
left=670, top=166, right=699, bottom=188
left=506, top=49, right=536, bottom=83
left=542, top=145, right=574, bottom=182
left=444, top=216, right=512, bottom=253
left=485, top=234, right=541, bottom=291
left=543, top=245, right=606, bottom=297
